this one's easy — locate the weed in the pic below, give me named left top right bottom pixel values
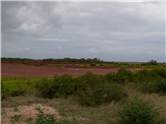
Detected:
left=35, top=114, right=55, bottom=124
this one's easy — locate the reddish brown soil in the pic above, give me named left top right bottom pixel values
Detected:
left=1, top=62, right=119, bottom=77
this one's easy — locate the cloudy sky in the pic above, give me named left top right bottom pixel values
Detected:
left=1, top=1, right=165, bottom=62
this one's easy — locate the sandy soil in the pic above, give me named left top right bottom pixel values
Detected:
left=1, top=62, right=119, bottom=77
left=2, top=104, right=61, bottom=124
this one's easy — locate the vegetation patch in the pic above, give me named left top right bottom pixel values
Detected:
left=140, top=79, right=166, bottom=94
left=2, top=80, right=28, bottom=99
left=2, top=68, right=166, bottom=105
left=35, top=114, right=55, bottom=124
left=76, top=73, right=124, bottom=106
left=119, top=98, right=159, bottom=124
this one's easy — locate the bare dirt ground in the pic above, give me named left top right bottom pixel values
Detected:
left=2, top=104, right=61, bottom=124
left=2, top=62, right=119, bottom=77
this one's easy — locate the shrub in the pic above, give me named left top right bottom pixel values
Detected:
left=153, top=69, right=166, bottom=79
left=135, top=70, right=161, bottom=82
left=105, top=69, right=134, bottom=83
left=35, top=75, right=77, bottom=98
left=77, top=73, right=124, bottom=106
left=119, top=98, right=158, bottom=124
left=154, top=79, right=166, bottom=94
left=35, top=79, right=56, bottom=98
left=148, top=60, right=158, bottom=65
left=53, top=75, right=77, bottom=97
left=141, top=79, right=166, bottom=94
left=35, top=114, right=75, bottom=124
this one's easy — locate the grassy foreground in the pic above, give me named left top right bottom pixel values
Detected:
left=2, top=68, right=166, bottom=124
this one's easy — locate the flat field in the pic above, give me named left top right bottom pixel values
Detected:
left=2, top=61, right=162, bottom=77
left=1, top=61, right=166, bottom=124
left=2, top=62, right=119, bottom=77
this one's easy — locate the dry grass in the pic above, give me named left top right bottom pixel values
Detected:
left=2, top=83, right=166, bottom=124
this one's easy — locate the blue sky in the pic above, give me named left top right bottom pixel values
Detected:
left=1, top=1, right=165, bottom=62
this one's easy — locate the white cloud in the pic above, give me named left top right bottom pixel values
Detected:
left=2, top=1, right=165, bottom=62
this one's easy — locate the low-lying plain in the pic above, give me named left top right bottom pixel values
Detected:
left=1, top=59, right=166, bottom=124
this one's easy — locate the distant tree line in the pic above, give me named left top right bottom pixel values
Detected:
left=1, top=57, right=103, bottom=64
left=1, top=57, right=163, bottom=65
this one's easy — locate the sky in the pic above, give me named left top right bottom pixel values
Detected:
left=1, top=1, right=166, bottom=62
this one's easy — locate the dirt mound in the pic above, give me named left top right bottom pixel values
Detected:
left=2, top=104, right=61, bottom=124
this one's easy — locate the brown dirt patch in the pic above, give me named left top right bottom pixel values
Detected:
left=2, top=104, right=61, bottom=124
left=1, top=62, right=119, bottom=77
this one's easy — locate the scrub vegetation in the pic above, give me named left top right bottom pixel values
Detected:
left=1, top=59, right=166, bottom=124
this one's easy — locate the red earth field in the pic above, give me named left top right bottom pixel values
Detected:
left=2, top=62, right=120, bottom=77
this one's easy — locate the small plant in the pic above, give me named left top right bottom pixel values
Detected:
left=56, top=120, right=76, bottom=124
left=119, top=98, right=158, bottom=124
left=35, top=112, right=74, bottom=124
left=35, top=114, right=55, bottom=124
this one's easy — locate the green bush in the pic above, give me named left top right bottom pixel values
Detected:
left=35, top=75, right=77, bottom=98
left=141, top=79, right=166, bottom=94
left=105, top=69, right=134, bottom=83
left=148, top=60, right=158, bottom=65
left=153, top=69, right=166, bottom=78
left=77, top=73, right=124, bottom=106
left=154, top=79, right=166, bottom=94
left=35, top=79, right=56, bottom=98
left=135, top=70, right=162, bottom=82
left=35, top=114, right=75, bottom=124
left=119, top=98, right=158, bottom=124
left=53, top=75, right=77, bottom=97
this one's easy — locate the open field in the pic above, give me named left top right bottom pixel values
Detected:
left=2, top=61, right=166, bottom=124
left=2, top=60, right=165, bottom=77
left=2, top=62, right=119, bottom=77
